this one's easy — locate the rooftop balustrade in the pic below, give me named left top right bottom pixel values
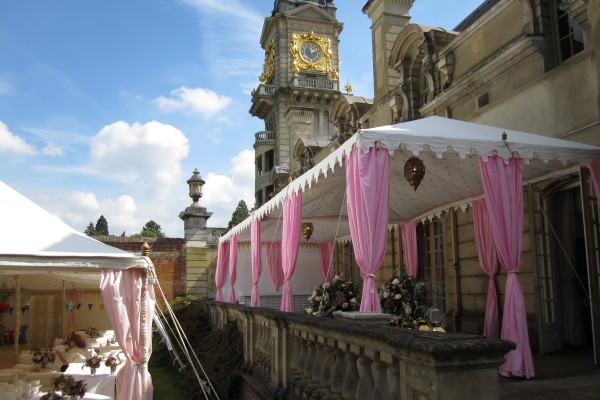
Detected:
left=204, top=300, right=515, bottom=400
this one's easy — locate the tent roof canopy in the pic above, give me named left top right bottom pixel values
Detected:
left=222, top=116, right=600, bottom=244
left=0, top=180, right=150, bottom=287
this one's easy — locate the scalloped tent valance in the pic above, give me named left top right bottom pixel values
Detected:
left=221, top=116, right=600, bottom=244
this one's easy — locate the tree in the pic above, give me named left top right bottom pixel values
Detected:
left=84, top=222, right=96, bottom=236
left=228, top=200, right=250, bottom=229
left=95, top=215, right=109, bottom=236
left=139, top=220, right=164, bottom=238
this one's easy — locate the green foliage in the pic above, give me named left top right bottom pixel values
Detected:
left=227, top=200, right=250, bottom=229
left=169, top=295, right=196, bottom=311
left=155, top=301, right=243, bottom=399
left=94, top=215, right=109, bottom=236
left=139, top=220, right=165, bottom=238
left=84, top=222, right=96, bottom=236
left=305, top=274, right=361, bottom=316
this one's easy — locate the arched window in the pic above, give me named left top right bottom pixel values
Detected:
left=553, top=0, right=584, bottom=63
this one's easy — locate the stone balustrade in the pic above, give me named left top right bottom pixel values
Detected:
left=204, top=300, right=515, bottom=400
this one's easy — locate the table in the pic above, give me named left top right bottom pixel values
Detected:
left=19, top=370, right=61, bottom=388
left=65, top=363, right=120, bottom=399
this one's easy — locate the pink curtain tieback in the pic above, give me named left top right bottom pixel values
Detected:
left=508, top=271, right=518, bottom=275
left=364, top=274, right=375, bottom=278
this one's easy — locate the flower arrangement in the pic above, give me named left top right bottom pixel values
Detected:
left=305, top=274, right=361, bottom=316
left=105, top=355, right=121, bottom=373
left=32, top=347, right=56, bottom=366
left=378, top=267, right=427, bottom=327
left=51, top=374, right=87, bottom=397
left=84, top=326, right=100, bottom=338
left=84, top=355, right=103, bottom=369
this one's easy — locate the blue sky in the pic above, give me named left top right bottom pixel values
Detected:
left=0, top=0, right=483, bottom=237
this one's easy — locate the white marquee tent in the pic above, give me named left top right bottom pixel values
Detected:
left=219, top=116, right=600, bottom=380
left=0, top=180, right=155, bottom=399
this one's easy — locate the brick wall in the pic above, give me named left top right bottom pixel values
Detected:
left=97, top=236, right=187, bottom=302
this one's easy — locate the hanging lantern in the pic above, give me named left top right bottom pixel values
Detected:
left=404, top=156, right=426, bottom=191
left=302, top=222, right=314, bottom=241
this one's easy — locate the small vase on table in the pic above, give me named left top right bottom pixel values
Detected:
left=110, top=365, right=117, bottom=375
left=90, top=367, right=96, bottom=376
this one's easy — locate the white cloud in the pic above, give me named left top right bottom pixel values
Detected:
left=154, top=87, right=232, bottom=120
left=90, top=121, right=189, bottom=200
left=202, top=149, right=255, bottom=227
left=60, top=191, right=144, bottom=236
left=180, top=0, right=263, bottom=28
left=0, top=120, right=37, bottom=156
left=41, top=142, right=65, bottom=157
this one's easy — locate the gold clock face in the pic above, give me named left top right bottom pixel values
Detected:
left=290, top=31, right=337, bottom=79
left=300, top=41, right=322, bottom=63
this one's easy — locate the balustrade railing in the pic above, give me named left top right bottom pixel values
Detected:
left=290, top=76, right=339, bottom=91
left=204, top=300, right=515, bottom=400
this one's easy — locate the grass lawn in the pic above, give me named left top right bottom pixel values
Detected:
left=149, top=337, right=188, bottom=399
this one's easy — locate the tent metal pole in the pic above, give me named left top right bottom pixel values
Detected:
left=13, top=275, right=20, bottom=359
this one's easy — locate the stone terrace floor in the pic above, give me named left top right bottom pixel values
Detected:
left=499, top=348, right=600, bottom=400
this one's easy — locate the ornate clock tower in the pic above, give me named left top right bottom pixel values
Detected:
left=250, top=0, right=342, bottom=206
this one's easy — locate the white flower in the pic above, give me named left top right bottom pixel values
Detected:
left=351, top=298, right=357, bottom=304
left=306, top=307, right=313, bottom=314
left=394, top=294, right=401, bottom=300
left=392, top=278, right=400, bottom=286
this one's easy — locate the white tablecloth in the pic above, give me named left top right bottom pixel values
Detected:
left=65, top=363, right=120, bottom=399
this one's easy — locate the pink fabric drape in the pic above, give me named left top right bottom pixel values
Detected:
left=588, top=161, right=600, bottom=204
left=68, top=291, right=80, bottom=332
left=266, top=241, right=283, bottom=291
left=472, top=199, right=500, bottom=338
left=346, top=146, right=389, bottom=312
left=100, top=268, right=155, bottom=399
left=250, top=219, right=262, bottom=307
left=214, top=242, right=229, bottom=302
left=401, top=220, right=418, bottom=278
left=228, top=235, right=238, bottom=304
left=318, top=241, right=334, bottom=281
left=280, top=191, right=302, bottom=312
left=479, top=155, right=534, bottom=379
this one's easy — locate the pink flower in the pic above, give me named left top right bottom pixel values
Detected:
left=342, top=303, right=349, bottom=309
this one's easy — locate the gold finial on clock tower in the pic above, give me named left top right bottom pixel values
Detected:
left=344, top=79, right=353, bottom=94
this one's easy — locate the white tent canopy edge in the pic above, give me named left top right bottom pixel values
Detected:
left=220, top=116, right=600, bottom=244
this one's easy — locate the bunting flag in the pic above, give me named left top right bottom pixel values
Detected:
left=21, top=306, right=26, bottom=314
left=88, top=304, right=93, bottom=311
left=99, top=304, right=105, bottom=312
left=66, top=299, right=74, bottom=311
left=77, top=303, right=82, bottom=310
left=8, top=307, right=13, bottom=314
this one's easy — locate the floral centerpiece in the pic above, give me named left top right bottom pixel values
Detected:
left=51, top=375, right=87, bottom=398
left=379, top=267, right=427, bottom=327
left=32, top=347, right=56, bottom=368
left=305, top=274, right=361, bottom=316
left=105, top=355, right=121, bottom=374
left=83, top=355, right=103, bottom=375
left=84, top=326, right=100, bottom=338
